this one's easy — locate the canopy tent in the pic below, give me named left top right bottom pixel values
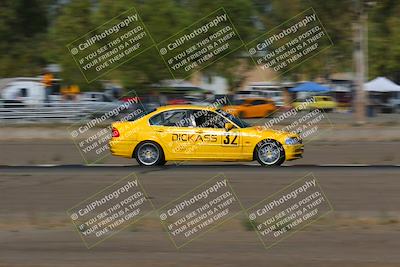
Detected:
left=364, top=77, right=400, bottom=92
left=289, top=82, right=331, bottom=92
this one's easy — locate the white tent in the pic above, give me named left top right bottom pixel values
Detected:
left=364, top=77, right=400, bottom=92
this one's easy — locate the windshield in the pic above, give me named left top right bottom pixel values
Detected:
left=233, top=99, right=246, bottom=105
left=216, top=109, right=251, bottom=128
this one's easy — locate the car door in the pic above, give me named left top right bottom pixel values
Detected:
left=247, top=99, right=266, bottom=118
left=190, top=109, right=242, bottom=159
left=149, top=109, right=198, bottom=159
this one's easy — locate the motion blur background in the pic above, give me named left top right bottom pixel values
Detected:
left=0, top=1, right=400, bottom=267
left=0, top=0, right=400, bottom=119
left=0, top=0, right=399, bottom=164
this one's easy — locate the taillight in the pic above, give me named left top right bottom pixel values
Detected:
left=112, top=127, right=120, bottom=137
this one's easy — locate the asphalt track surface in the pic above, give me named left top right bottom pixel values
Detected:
left=1, top=165, right=400, bottom=267
left=1, top=163, right=399, bottom=170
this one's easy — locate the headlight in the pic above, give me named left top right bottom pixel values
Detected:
left=285, top=137, right=302, bottom=145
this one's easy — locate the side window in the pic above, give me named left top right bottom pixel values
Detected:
left=252, top=100, right=266, bottom=105
left=149, top=113, right=163, bottom=125
left=19, top=88, right=28, bottom=97
left=193, top=110, right=227, bottom=128
left=149, top=110, right=190, bottom=127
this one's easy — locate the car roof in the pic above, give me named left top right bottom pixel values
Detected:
left=156, top=105, right=217, bottom=111
left=244, top=97, right=271, bottom=101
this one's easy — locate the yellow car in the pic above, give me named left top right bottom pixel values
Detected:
left=292, top=96, right=337, bottom=112
left=223, top=98, right=277, bottom=118
left=109, top=105, right=304, bottom=166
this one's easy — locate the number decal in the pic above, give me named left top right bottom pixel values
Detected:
left=223, top=135, right=230, bottom=144
left=222, top=134, right=239, bottom=146
left=231, top=135, right=238, bottom=145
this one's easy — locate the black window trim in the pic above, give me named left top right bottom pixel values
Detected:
left=148, top=109, right=191, bottom=127
left=148, top=108, right=243, bottom=129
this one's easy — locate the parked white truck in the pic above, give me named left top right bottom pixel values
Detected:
left=0, top=77, right=47, bottom=106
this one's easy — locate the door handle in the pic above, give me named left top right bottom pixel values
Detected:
left=155, top=129, right=164, bottom=132
left=195, top=130, right=203, bottom=134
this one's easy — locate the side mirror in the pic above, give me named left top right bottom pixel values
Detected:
left=224, top=122, right=234, bottom=131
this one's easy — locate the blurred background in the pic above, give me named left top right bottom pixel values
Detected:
left=1, top=1, right=400, bottom=267
left=0, top=0, right=399, bottom=165
left=0, top=0, right=399, bottom=122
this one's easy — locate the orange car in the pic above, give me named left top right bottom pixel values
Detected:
left=223, top=98, right=277, bottom=118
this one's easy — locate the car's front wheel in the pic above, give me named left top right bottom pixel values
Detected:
left=135, top=141, right=166, bottom=166
left=254, top=140, right=285, bottom=166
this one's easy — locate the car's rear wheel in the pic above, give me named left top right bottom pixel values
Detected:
left=254, top=140, right=285, bottom=166
left=135, top=141, right=166, bottom=166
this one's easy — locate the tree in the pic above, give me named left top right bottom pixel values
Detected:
left=0, top=0, right=49, bottom=76
left=46, top=0, right=98, bottom=89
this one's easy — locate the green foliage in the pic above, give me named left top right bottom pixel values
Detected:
left=369, top=0, right=400, bottom=81
left=0, top=0, right=400, bottom=89
left=0, top=0, right=49, bottom=76
left=46, top=0, right=100, bottom=90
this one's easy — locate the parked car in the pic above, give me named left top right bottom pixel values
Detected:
left=292, top=96, right=337, bottom=112
left=222, top=98, right=277, bottom=118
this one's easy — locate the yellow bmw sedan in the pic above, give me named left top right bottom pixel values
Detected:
left=109, top=105, right=304, bottom=166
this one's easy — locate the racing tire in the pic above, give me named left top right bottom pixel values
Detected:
left=135, top=141, right=166, bottom=166
left=254, top=139, right=285, bottom=167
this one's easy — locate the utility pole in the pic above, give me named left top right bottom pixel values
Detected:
left=354, top=0, right=367, bottom=124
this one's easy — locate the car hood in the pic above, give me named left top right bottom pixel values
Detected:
left=223, top=105, right=242, bottom=110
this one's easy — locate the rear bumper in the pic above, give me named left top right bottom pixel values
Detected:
left=284, top=144, right=304, bottom=161
left=109, top=139, right=137, bottom=158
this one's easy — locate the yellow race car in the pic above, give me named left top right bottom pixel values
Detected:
left=109, top=105, right=304, bottom=166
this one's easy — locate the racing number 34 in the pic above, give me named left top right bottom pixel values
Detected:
left=223, top=133, right=239, bottom=146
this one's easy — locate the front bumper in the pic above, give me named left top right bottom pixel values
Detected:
left=283, top=143, right=304, bottom=161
